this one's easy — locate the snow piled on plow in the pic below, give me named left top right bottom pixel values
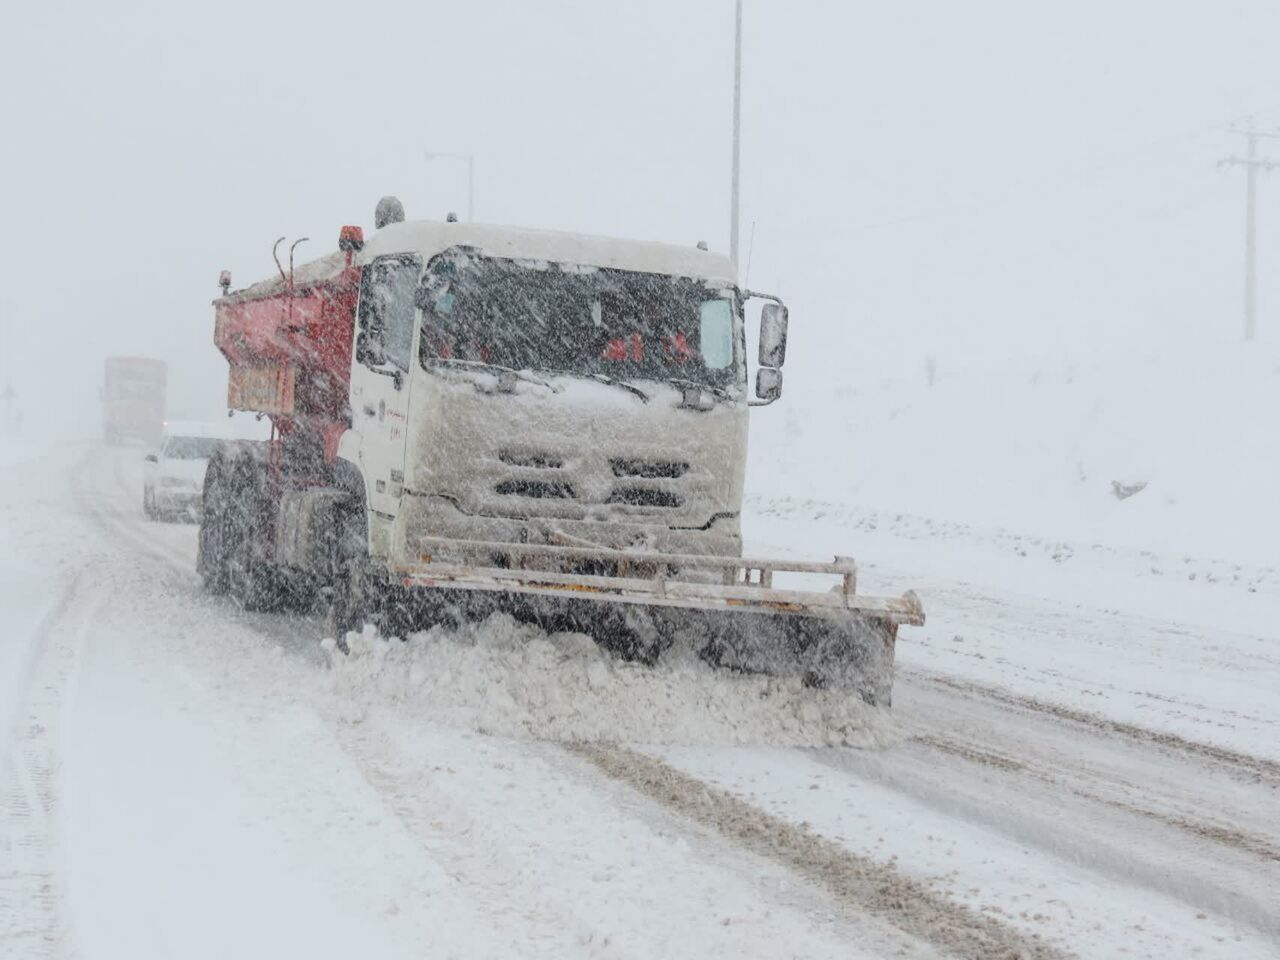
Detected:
left=321, top=614, right=898, bottom=748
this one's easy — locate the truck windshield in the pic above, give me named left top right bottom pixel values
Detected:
left=418, top=251, right=741, bottom=392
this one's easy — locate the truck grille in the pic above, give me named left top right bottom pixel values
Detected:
left=610, top=458, right=688, bottom=479
left=499, top=450, right=564, bottom=469
left=473, top=449, right=700, bottom=518
left=494, top=479, right=575, bottom=499
left=607, top=487, right=683, bottom=508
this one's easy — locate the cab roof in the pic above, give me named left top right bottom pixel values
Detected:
left=360, top=220, right=737, bottom=286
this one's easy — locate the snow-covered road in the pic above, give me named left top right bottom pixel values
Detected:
left=2, top=444, right=1277, bottom=958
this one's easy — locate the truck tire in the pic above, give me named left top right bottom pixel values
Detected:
left=225, top=460, right=282, bottom=613
left=197, top=458, right=231, bottom=594
left=325, top=494, right=381, bottom=647
left=327, top=558, right=376, bottom=647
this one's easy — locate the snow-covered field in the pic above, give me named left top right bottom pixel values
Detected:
left=2, top=349, right=1278, bottom=958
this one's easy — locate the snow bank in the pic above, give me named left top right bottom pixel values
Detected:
left=321, top=615, right=898, bottom=748
left=753, top=342, right=1280, bottom=564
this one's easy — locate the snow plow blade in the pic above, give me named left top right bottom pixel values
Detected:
left=389, top=537, right=925, bottom=707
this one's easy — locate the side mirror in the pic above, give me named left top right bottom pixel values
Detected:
left=145, top=453, right=158, bottom=463
left=759, top=302, right=788, bottom=368
left=754, top=367, right=782, bottom=404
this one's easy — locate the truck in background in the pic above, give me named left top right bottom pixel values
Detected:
left=102, top=357, right=166, bottom=446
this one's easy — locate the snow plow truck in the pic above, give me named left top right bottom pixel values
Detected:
left=196, top=200, right=923, bottom=705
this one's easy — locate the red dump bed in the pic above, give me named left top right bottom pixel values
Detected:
left=213, top=247, right=361, bottom=459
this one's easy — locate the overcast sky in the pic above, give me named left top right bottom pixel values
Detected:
left=2, top=0, right=1278, bottom=426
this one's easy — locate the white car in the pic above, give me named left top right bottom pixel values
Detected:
left=143, top=415, right=272, bottom=522
left=143, top=432, right=222, bottom=521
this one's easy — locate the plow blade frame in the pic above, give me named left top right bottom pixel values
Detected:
left=387, top=537, right=925, bottom=705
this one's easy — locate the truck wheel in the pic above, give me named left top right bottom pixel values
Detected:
left=197, top=459, right=231, bottom=594
left=225, top=465, right=280, bottom=613
left=327, top=556, right=380, bottom=646
left=379, top=583, right=419, bottom=640
left=325, top=490, right=384, bottom=648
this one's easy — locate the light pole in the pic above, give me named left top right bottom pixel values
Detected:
left=424, top=151, right=476, bottom=222
left=730, top=0, right=742, bottom=274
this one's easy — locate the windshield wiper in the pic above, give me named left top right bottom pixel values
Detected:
left=663, top=377, right=732, bottom=401
left=581, top=373, right=650, bottom=403
left=431, top=358, right=563, bottom=393
left=543, top=369, right=650, bottom=402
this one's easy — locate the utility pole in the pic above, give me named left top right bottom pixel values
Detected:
left=730, top=0, right=742, bottom=274
left=1220, top=121, right=1280, bottom=341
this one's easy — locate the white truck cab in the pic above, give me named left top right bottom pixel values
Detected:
left=339, top=220, right=778, bottom=566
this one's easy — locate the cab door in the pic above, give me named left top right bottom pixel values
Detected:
left=350, top=254, right=422, bottom=519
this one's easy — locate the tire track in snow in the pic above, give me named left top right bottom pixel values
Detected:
left=68, top=449, right=179, bottom=572
left=78, top=450, right=195, bottom=576
left=0, top=578, right=79, bottom=773
left=905, top=668, right=1280, bottom=786
left=810, top=742, right=1280, bottom=942
left=83, top=447, right=332, bottom=667
left=914, top=733, right=1280, bottom=864
left=0, top=579, right=92, bottom=959
left=569, top=743, right=1071, bottom=960
left=323, top=723, right=629, bottom=959
left=103, top=450, right=199, bottom=573
left=325, top=719, right=935, bottom=958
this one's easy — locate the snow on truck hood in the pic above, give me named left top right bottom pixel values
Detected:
left=361, top=220, right=737, bottom=284
left=405, top=372, right=748, bottom=527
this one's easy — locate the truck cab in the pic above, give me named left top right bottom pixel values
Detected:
left=341, top=221, right=784, bottom=571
